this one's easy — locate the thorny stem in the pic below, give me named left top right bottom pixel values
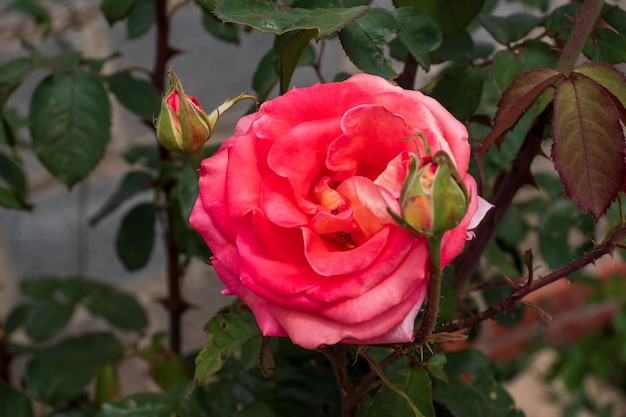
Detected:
left=438, top=224, right=626, bottom=334
left=556, top=0, right=604, bottom=75
left=320, top=345, right=358, bottom=417
left=454, top=106, right=552, bottom=292
left=154, top=0, right=187, bottom=355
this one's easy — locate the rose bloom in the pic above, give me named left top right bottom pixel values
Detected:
left=190, top=74, right=490, bottom=349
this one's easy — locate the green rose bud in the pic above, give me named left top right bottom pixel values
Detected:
left=156, top=68, right=211, bottom=155
left=390, top=151, right=470, bottom=237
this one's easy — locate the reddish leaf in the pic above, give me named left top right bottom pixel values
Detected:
left=552, top=77, right=625, bottom=221
left=573, top=61, right=626, bottom=122
left=482, top=68, right=563, bottom=153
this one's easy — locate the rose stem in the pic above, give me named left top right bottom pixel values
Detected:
left=414, top=236, right=443, bottom=345
left=153, top=0, right=188, bottom=355
left=320, top=345, right=357, bottom=417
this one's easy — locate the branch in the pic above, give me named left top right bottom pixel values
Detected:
left=556, top=0, right=605, bottom=75
left=439, top=224, right=626, bottom=334
left=153, top=0, right=187, bottom=354
left=320, top=345, right=357, bottom=417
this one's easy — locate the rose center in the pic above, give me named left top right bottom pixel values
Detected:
left=314, top=176, right=345, bottom=211
left=321, top=231, right=357, bottom=251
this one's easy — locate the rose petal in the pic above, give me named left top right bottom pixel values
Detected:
left=226, top=134, right=266, bottom=219
left=302, top=227, right=414, bottom=302
left=254, top=82, right=374, bottom=140
left=327, top=104, right=417, bottom=180
left=319, top=238, right=427, bottom=324
left=469, top=196, right=494, bottom=231
left=303, top=226, right=389, bottom=276
left=267, top=118, right=343, bottom=196
left=260, top=174, right=310, bottom=227
left=337, top=176, right=398, bottom=238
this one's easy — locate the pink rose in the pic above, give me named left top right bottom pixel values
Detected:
left=190, top=74, right=489, bottom=349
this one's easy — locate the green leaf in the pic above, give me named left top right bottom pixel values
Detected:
left=139, top=345, right=190, bottom=390
left=25, top=332, right=123, bottom=406
left=105, top=73, right=160, bottom=121
left=395, top=8, right=441, bottom=71
left=202, top=10, right=240, bottom=43
left=44, top=51, right=82, bottom=71
left=124, top=145, right=159, bottom=170
left=25, top=297, right=74, bottom=342
left=0, top=187, right=30, bottom=209
left=367, top=365, right=433, bottom=417
left=0, top=152, right=26, bottom=191
left=478, top=13, right=542, bottom=45
left=20, top=276, right=62, bottom=298
left=90, top=171, right=153, bottom=226
left=538, top=200, right=575, bottom=269
left=482, top=68, right=563, bottom=150
left=552, top=76, right=624, bottom=220
left=237, top=402, right=276, bottom=417
left=100, top=0, right=137, bottom=25
left=96, top=393, right=192, bottom=417
left=4, top=303, right=30, bottom=335
left=195, top=308, right=261, bottom=384
left=176, top=164, right=200, bottom=220
left=339, top=8, right=398, bottom=79
left=280, top=29, right=317, bottom=94
left=252, top=49, right=280, bottom=101
left=30, top=71, right=111, bottom=187
left=427, top=353, right=448, bottom=382
left=126, top=0, right=155, bottom=39
left=195, top=0, right=214, bottom=14
left=430, top=31, right=474, bottom=64
left=433, top=350, right=521, bottom=417
left=574, top=61, right=626, bottom=119
left=12, top=0, right=51, bottom=38
left=0, top=57, right=34, bottom=107
left=85, top=289, right=148, bottom=331
left=431, top=65, right=483, bottom=121
left=484, top=241, right=522, bottom=278
left=215, top=0, right=369, bottom=38
left=491, top=41, right=559, bottom=93
left=393, top=0, right=486, bottom=36
left=0, top=383, right=33, bottom=417
left=115, top=203, right=156, bottom=271
left=95, top=364, right=120, bottom=407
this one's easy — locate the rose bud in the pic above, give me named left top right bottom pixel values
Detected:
left=390, top=151, right=470, bottom=237
left=156, top=68, right=211, bottom=155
